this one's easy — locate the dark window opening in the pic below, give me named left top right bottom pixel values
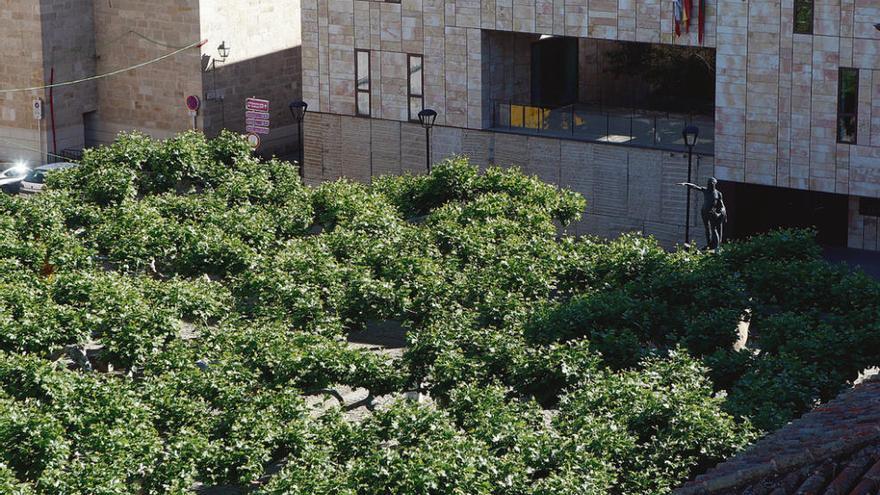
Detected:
left=407, top=54, right=423, bottom=122
left=596, top=39, right=715, bottom=115
left=859, top=197, right=880, bottom=217
left=83, top=110, right=100, bottom=148
left=356, top=49, right=371, bottom=117
left=721, top=181, right=848, bottom=247
left=530, top=37, right=578, bottom=108
left=837, top=68, right=858, bottom=144
left=794, top=0, right=813, bottom=34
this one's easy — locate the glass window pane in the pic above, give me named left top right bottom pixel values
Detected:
left=357, top=51, right=370, bottom=91
left=357, top=92, right=370, bottom=116
left=837, top=68, right=858, bottom=143
left=409, top=97, right=422, bottom=121
left=839, top=69, right=858, bottom=113
left=794, top=0, right=812, bottom=34
left=409, top=56, right=423, bottom=95
left=838, top=116, right=856, bottom=144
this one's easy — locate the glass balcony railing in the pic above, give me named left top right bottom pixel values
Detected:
left=492, top=101, right=715, bottom=155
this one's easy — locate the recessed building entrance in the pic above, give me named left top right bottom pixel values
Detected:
left=720, top=181, right=848, bottom=247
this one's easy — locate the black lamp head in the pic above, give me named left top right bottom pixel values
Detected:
left=289, top=100, right=308, bottom=123
left=875, top=22, right=880, bottom=31
left=682, top=125, right=700, bottom=147
left=217, top=41, right=230, bottom=61
left=418, top=108, right=437, bottom=130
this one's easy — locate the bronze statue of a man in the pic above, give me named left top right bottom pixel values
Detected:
left=678, top=177, right=727, bottom=252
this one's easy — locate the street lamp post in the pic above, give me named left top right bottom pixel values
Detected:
left=418, top=109, right=437, bottom=173
left=682, top=125, right=700, bottom=245
left=209, top=42, right=231, bottom=129
left=288, top=100, right=308, bottom=180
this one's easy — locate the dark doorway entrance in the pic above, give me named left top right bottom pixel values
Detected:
left=531, top=37, right=578, bottom=107
left=720, top=181, right=848, bottom=247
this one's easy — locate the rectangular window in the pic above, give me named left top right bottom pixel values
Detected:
left=793, top=0, right=813, bottom=34
left=837, top=68, right=858, bottom=144
left=407, top=54, right=424, bottom=122
left=356, top=49, right=371, bottom=117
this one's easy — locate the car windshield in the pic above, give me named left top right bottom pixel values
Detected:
left=24, top=170, right=46, bottom=184
left=2, top=167, right=29, bottom=178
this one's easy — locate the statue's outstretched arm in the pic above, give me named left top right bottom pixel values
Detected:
left=677, top=182, right=704, bottom=190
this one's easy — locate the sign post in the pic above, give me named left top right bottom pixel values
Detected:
left=32, top=99, right=44, bottom=120
left=186, top=95, right=201, bottom=130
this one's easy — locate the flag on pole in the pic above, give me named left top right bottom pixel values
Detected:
left=673, top=0, right=683, bottom=36
left=683, top=0, right=692, bottom=32
left=698, top=0, right=706, bottom=43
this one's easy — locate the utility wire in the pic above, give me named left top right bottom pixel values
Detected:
left=0, top=39, right=207, bottom=94
left=99, top=30, right=195, bottom=51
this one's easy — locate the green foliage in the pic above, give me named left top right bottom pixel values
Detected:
left=2, top=131, right=879, bottom=494
left=557, top=351, right=757, bottom=494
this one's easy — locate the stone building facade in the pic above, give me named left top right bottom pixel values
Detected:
left=301, top=0, right=880, bottom=249
left=0, top=0, right=302, bottom=164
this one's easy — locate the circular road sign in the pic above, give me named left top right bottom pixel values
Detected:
left=186, top=95, right=201, bottom=112
left=246, top=133, right=261, bottom=149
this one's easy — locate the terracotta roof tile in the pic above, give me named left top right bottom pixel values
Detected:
left=675, top=376, right=880, bottom=495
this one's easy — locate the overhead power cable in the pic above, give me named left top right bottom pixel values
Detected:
left=0, top=39, right=207, bottom=94
left=99, top=30, right=195, bottom=51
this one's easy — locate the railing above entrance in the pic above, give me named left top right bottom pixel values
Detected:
left=492, top=101, right=715, bottom=155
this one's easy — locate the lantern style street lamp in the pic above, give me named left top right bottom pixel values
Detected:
left=217, top=41, right=231, bottom=62
left=209, top=42, right=231, bottom=129
left=682, top=125, right=700, bottom=245
left=289, top=100, right=308, bottom=180
left=418, top=108, right=437, bottom=173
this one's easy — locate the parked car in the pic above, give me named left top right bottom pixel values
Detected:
left=0, top=164, right=31, bottom=194
left=19, top=162, right=79, bottom=195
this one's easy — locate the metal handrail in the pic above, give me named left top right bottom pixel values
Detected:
left=492, top=100, right=715, bottom=154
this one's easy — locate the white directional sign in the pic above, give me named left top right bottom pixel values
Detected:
left=245, top=98, right=270, bottom=135
left=246, top=118, right=270, bottom=128
left=245, top=98, right=270, bottom=112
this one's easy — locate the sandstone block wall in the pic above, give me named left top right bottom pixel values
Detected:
left=39, top=0, right=98, bottom=155
left=200, top=0, right=303, bottom=158
left=714, top=0, right=880, bottom=201
left=0, top=1, right=48, bottom=162
left=304, top=112, right=710, bottom=248
left=303, top=0, right=880, bottom=249
left=302, top=0, right=716, bottom=129
left=91, top=0, right=204, bottom=144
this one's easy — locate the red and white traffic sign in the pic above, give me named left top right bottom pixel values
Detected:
left=245, top=98, right=270, bottom=112
left=186, top=95, right=201, bottom=112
